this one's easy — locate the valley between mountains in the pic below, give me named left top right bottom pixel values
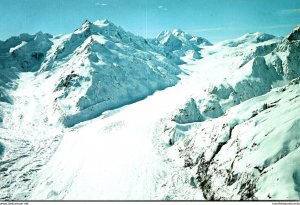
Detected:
left=0, top=20, right=300, bottom=200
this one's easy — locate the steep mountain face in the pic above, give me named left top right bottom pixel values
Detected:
left=0, top=20, right=300, bottom=200
left=41, top=20, right=181, bottom=127
left=266, top=25, right=300, bottom=80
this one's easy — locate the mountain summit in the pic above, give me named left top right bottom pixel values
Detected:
left=151, top=29, right=212, bottom=60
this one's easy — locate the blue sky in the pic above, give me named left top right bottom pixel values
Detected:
left=0, top=0, right=300, bottom=42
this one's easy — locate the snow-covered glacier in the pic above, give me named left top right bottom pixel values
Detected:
left=0, top=20, right=300, bottom=200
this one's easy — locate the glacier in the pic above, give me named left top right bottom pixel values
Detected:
left=0, top=20, right=300, bottom=200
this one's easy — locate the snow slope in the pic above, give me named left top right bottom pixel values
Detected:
left=0, top=20, right=300, bottom=200
left=160, top=77, right=300, bottom=200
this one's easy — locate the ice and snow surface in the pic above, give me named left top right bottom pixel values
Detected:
left=0, top=20, right=300, bottom=200
left=28, top=46, right=234, bottom=200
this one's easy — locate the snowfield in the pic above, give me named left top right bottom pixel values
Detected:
left=0, top=20, right=300, bottom=200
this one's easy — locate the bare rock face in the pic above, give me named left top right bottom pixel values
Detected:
left=287, top=25, right=300, bottom=41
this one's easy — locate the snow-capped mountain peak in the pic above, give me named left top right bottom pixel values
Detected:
left=172, top=29, right=184, bottom=36
left=156, top=29, right=211, bottom=46
left=152, top=28, right=212, bottom=61
left=74, top=19, right=123, bottom=38
left=93, top=19, right=114, bottom=27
